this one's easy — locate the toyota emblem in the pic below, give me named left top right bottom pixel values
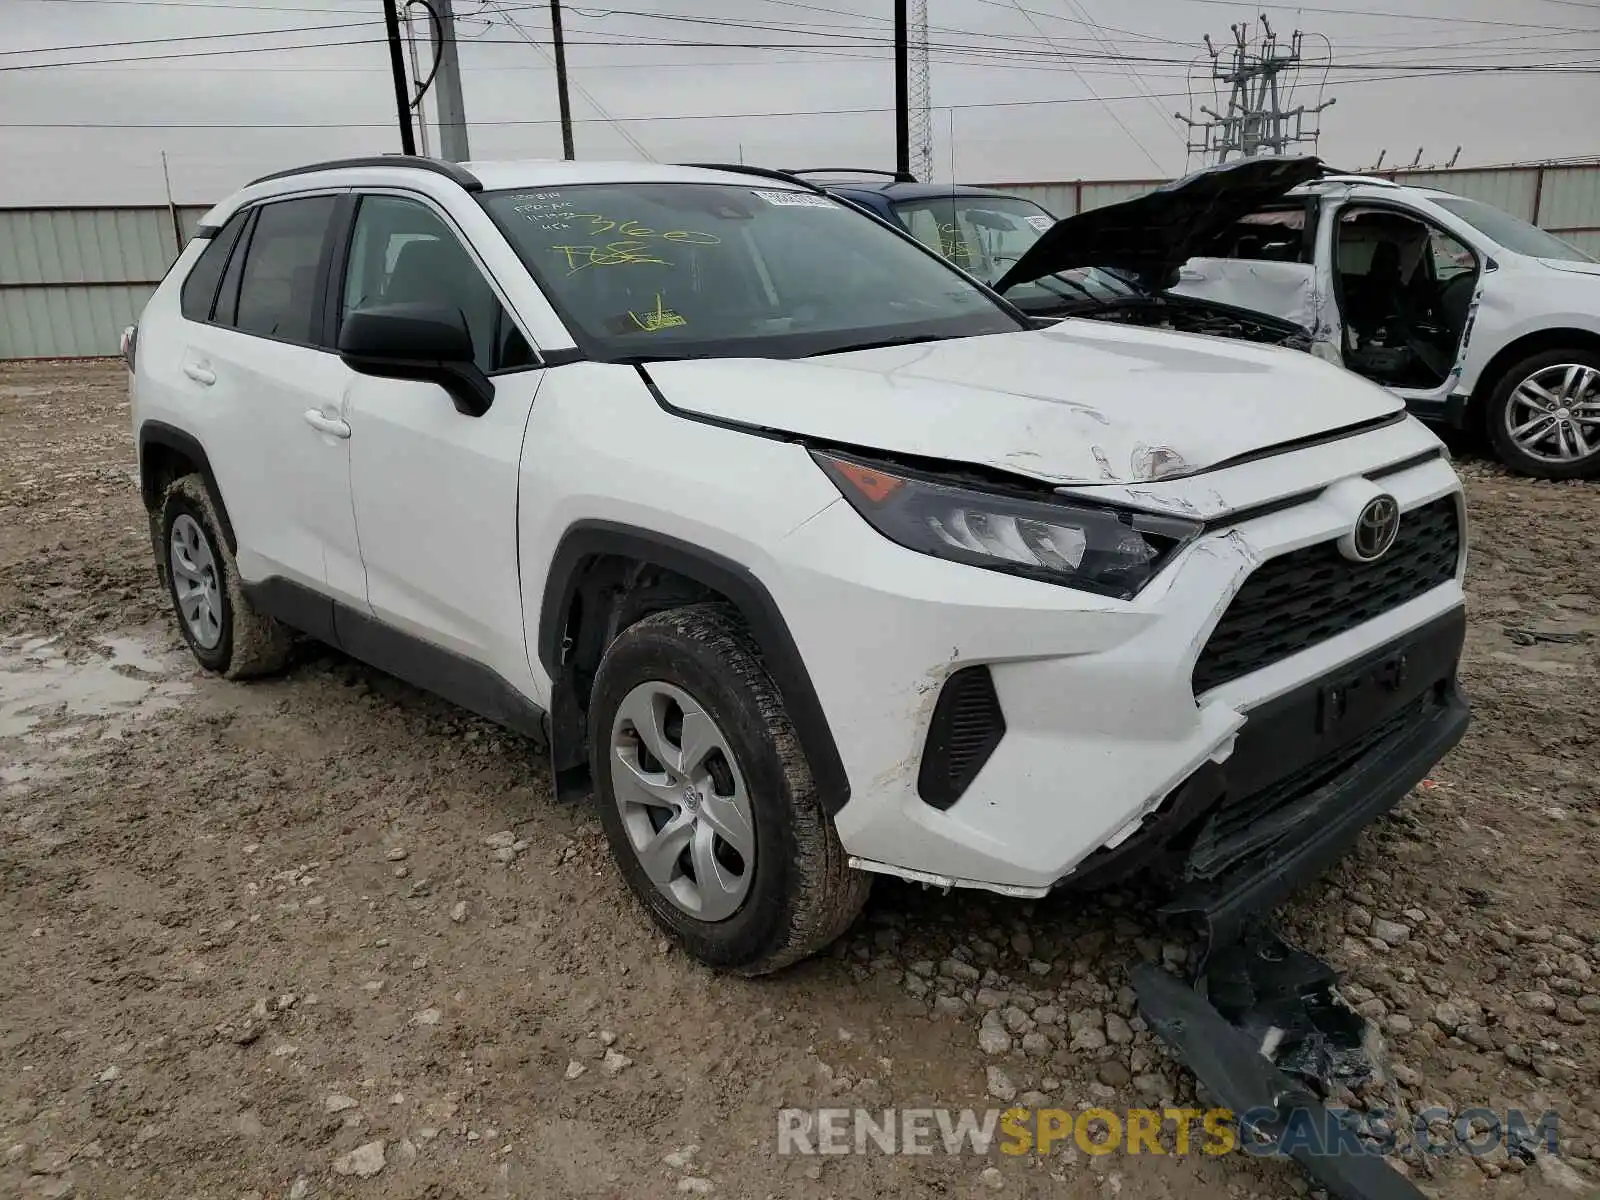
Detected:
left=1340, top=494, right=1401, bottom=563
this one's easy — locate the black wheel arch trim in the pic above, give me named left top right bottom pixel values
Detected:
left=537, top=520, right=852, bottom=815
left=138, top=420, right=238, bottom=553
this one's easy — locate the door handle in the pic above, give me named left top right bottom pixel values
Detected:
left=183, top=364, right=216, bottom=385
left=303, top=409, right=351, bottom=439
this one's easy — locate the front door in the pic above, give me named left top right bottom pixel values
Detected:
left=1327, top=203, right=1484, bottom=415
left=333, top=191, right=546, bottom=694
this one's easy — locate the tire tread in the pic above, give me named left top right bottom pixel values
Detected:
left=592, top=603, right=869, bottom=976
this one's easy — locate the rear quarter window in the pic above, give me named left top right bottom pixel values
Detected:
left=179, top=211, right=249, bottom=322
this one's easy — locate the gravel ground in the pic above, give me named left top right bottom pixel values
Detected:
left=1, top=358, right=1597, bottom=1200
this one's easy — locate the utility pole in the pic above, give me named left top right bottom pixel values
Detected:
left=433, top=0, right=471, bottom=162
left=551, top=0, right=575, bottom=159
left=1178, top=16, right=1334, bottom=164
left=894, top=0, right=910, bottom=180
left=381, top=0, right=417, bottom=155
left=403, top=1, right=430, bottom=157
left=908, top=0, right=932, bottom=181
left=159, top=150, right=183, bottom=250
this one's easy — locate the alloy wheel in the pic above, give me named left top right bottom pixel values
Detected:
left=609, top=679, right=755, bottom=922
left=1504, top=362, right=1600, bottom=463
left=169, top=513, right=223, bottom=649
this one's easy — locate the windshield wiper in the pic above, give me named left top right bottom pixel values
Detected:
left=609, top=351, right=708, bottom=364
left=809, top=333, right=951, bottom=357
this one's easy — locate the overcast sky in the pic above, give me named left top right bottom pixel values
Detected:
left=2, top=0, right=1597, bottom=206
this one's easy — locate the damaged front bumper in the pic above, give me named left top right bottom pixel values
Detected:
left=1069, top=605, right=1470, bottom=943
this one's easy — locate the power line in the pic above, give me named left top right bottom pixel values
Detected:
left=1001, top=0, right=1167, bottom=171
left=7, top=22, right=1600, bottom=72
left=1056, top=0, right=1187, bottom=137
left=11, top=63, right=1568, bottom=128
left=0, top=17, right=382, bottom=57
left=17, top=0, right=372, bottom=8
left=1178, top=0, right=1598, bottom=35
left=483, top=0, right=656, bottom=160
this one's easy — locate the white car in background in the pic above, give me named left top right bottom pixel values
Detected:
left=996, top=157, right=1600, bottom=480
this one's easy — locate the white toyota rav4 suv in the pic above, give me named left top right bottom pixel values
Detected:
left=124, top=156, right=1470, bottom=975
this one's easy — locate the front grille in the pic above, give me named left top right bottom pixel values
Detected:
left=1184, top=691, right=1437, bottom=881
left=1193, top=496, right=1460, bottom=694
left=917, top=666, right=1006, bottom=811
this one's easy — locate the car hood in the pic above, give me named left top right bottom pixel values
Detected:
left=993, top=155, right=1326, bottom=294
left=643, top=323, right=1404, bottom=487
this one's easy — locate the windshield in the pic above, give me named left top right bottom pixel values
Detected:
left=1431, top=195, right=1595, bottom=263
left=480, top=183, right=1025, bottom=361
left=890, top=195, right=1142, bottom=311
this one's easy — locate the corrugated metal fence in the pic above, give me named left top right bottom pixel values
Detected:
left=1, top=204, right=210, bottom=359
left=3, top=163, right=1598, bottom=358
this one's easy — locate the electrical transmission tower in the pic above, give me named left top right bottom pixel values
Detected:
left=1178, top=15, right=1335, bottom=165
left=908, top=0, right=934, bottom=181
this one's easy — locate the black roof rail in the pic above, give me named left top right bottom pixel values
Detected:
left=784, top=167, right=917, bottom=183
left=247, top=155, right=483, bottom=192
left=674, top=163, right=826, bottom=194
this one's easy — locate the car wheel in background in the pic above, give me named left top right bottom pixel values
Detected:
left=1486, top=349, right=1600, bottom=480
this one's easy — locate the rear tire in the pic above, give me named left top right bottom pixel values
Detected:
left=159, top=473, right=292, bottom=679
left=589, top=603, right=870, bottom=975
left=1485, top=348, right=1600, bottom=480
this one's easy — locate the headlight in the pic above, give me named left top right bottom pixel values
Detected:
left=812, top=451, right=1200, bottom=599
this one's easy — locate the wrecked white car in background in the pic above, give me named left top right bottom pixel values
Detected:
left=996, top=156, right=1600, bottom=480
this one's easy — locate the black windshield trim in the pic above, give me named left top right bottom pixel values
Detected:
left=888, top=193, right=1055, bottom=221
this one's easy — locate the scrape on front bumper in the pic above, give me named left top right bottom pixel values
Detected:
left=1068, top=605, right=1469, bottom=940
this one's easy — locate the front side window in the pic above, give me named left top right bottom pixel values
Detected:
left=1430, top=195, right=1594, bottom=263
left=1429, top=227, right=1477, bottom=282
left=340, top=194, right=533, bottom=374
left=892, top=195, right=1139, bottom=314
left=480, top=183, right=1024, bottom=361
left=231, top=195, right=338, bottom=344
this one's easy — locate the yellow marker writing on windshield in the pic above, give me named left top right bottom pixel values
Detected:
left=628, top=294, right=687, bottom=333
left=550, top=241, right=670, bottom=273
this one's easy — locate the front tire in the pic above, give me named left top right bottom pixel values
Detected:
left=159, top=473, right=292, bottom=678
left=1485, top=349, right=1600, bottom=480
left=589, top=604, right=870, bottom=975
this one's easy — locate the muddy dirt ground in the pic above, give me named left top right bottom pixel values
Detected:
left=1, top=359, right=1597, bottom=1200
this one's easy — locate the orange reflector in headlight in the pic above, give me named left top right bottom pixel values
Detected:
left=825, top=456, right=905, bottom=504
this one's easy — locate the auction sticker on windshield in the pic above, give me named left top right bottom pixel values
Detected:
left=1025, top=215, right=1053, bottom=231
left=753, top=190, right=837, bottom=209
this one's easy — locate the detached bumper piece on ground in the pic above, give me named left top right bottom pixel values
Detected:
left=1135, top=950, right=1426, bottom=1200
left=1123, top=606, right=1470, bottom=1199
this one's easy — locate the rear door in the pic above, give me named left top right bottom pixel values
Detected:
left=180, top=192, right=363, bottom=621
left=1167, top=201, right=1340, bottom=358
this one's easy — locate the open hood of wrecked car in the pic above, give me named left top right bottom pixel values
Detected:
left=993, top=155, right=1327, bottom=294
left=642, top=323, right=1404, bottom=488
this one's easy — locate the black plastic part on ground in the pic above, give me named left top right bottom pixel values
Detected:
left=1201, top=928, right=1377, bottom=1096
left=1134, top=960, right=1426, bottom=1200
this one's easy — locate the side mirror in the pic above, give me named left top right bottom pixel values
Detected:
left=338, top=303, right=495, bottom=417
